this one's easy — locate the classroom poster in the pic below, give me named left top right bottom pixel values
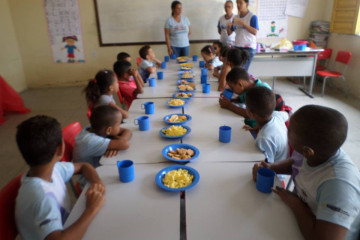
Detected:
left=44, top=0, right=85, bottom=63
left=257, top=0, right=288, bottom=39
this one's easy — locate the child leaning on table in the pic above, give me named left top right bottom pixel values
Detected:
left=253, top=105, right=360, bottom=240
left=138, top=45, right=161, bottom=82
left=73, top=105, right=132, bottom=169
left=117, top=52, right=145, bottom=85
left=84, top=69, right=128, bottom=118
left=244, top=86, right=289, bottom=181
left=216, top=46, right=230, bottom=91
left=15, top=115, right=105, bottom=240
left=113, top=60, right=144, bottom=109
left=201, top=45, right=223, bottom=70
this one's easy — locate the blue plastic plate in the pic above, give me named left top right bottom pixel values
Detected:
left=162, top=143, right=200, bottom=163
left=159, top=125, right=191, bottom=139
left=176, top=86, right=195, bottom=92
left=163, top=113, right=192, bottom=125
left=172, top=91, right=194, bottom=99
left=166, top=99, right=187, bottom=108
left=176, top=79, right=194, bottom=85
left=155, top=165, right=200, bottom=192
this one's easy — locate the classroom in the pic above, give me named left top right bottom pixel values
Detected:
left=1, top=0, right=360, bottom=239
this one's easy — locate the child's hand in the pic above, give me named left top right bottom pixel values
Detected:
left=86, top=183, right=106, bottom=214
left=219, top=96, right=231, bottom=109
left=129, top=68, right=137, bottom=76
left=252, top=161, right=271, bottom=182
left=242, top=124, right=253, bottom=131
left=104, top=149, right=119, bottom=158
left=272, top=186, right=301, bottom=208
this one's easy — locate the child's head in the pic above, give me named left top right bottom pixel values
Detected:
left=201, top=45, right=216, bottom=63
left=227, top=48, right=249, bottom=68
left=226, top=67, right=250, bottom=94
left=139, top=45, right=155, bottom=60
left=220, top=47, right=229, bottom=62
left=113, top=60, right=132, bottom=81
left=84, top=70, right=118, bottom=108
left=90, top=105, right=122, bottom=137
left=289, top=105, right=348, bottom=162
left=16, top=115, right=63, bottom=167
left=117, top=52, right=131, bottom=62
left=212, top=41, right=223, bottom=56
left=245, top=86, right=275, bottom=121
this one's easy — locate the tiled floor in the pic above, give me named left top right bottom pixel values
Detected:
left=1, top=78, right=359, bottom=189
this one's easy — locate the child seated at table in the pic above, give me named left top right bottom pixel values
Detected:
left=73, top=105, right=132, bottom=169
left=252, top=105, right=360, bottom=240
left=226, top=47, right=250, bottom=69
left=15, top=115, right=105, bottom=240
left=84, top=69, right=128, bottom=118
left=201, top=45, right=223, bottom=70
left=138, top=45, right=161, bottom=82
left=244, top=86, right=289, bottom=179
left=113, top=60, right=144, bottom=108
left=216, top=47, right=230, bottom=91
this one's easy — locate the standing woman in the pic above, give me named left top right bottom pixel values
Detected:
left=164, top=1, right=191, bottom=57
left=218, top=0, right=236, bottom=47
left=227, top=0, right=258, bottom=70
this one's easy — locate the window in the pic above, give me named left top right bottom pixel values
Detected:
left=330, top=0, right=360, bottom=34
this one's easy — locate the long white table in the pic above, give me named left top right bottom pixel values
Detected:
left=65, top=164, right=180, bottom=240
left=186, top=162, right=302, bottom=239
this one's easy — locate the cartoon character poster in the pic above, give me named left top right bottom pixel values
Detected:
left=44, top=0, right=85, bottom=63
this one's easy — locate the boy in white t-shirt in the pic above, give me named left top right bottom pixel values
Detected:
left=15, top=115, right=105, bottom=240
left=253, top=105, right=360, bottom=240
left=138, top=45, right=161, bottom=82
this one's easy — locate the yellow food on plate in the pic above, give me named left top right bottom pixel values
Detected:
left=176, top=92, right=192, bottom=98
left=181, top=74, right=194, bottom=79
left=168, top=148, right=194, bottom=159
left=180, top=66, right=192, bottom=70
left=178, top=85, right=194, bottom=91
left=162, top=169, right=194, bottom=188
left=180, top=63, right=193, bottom=68
left=168, top=99, right=185, bottom=106
left=168, top=114, right=188, bottom=123
left=162, top=125, right=187, bottom=136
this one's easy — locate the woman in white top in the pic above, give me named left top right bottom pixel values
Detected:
left=227, top=0, right=259, bottom=71
left=217, top=0, right=236, bottom=46
left=164, top=1, right=191, bottom=57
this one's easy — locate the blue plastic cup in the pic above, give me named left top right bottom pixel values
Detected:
left=134, top=116, right=149, bottom=131
left=193, top=55, right=198, bottom=61
left=161, top=62, right=166, bottom=69
left=219, top=125, right=231, bottom=143
left=171, top=54, right=176, bottom=59
left=202, top=83, right=211, bottom=93
left=117, top=160, right=135, bottom=183
left=148, top=78, right=156, bottom=87
left=256, top=168, right=275, bottom=193
left=157, top=71, right=164, bottom=80
left=201, top=68, right=208, bottom=76
left=201, top=75, right=208, bottom=84
left=164, top=56, right=170, bottom=62
left=141, top=102, right=154, bottom=114
left=199, top=60, right=205, bottom=68
left=223, top=89, right=233, bottom=100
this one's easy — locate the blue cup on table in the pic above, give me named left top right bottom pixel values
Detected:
left=192, top=55, right=198, bottom=61
left=223, top=89, right=233, bottom=100
left=157, top=71, right=164, bottom=80
left=202, top=83, right=211, bottom=93
left=201, top=68, right=208, bottom=76
left=201, top=75, right=208, bottom=84
left=134, top=116, right=149, bottom=131
left=117, top=160, right=135, bottom=183
left=148, top=77, right=156, bottom=87
left=161, top=62, right=166, bottom=69
left=219, top=125, right=231, bottom=143
left=141, top=101, right=154, bottom=114
left=256, top=168, right=275, bottom=193
left=199, top=60, right=205, bottom=68
left=164, top=56, right=170, bottom=62
left=171, top=54, right=176, bottom=59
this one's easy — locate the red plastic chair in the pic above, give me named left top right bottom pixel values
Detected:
left=136, top=57, right=142, bottom=67
left=0, top=173, right=23, bottom=240
left=316, top=50, right=351, bottom=96
left=117, top=89, right=125, bottom=105
left=316, top=48, right=333, bottom=71
left=61, top=121, right=82, bottom=162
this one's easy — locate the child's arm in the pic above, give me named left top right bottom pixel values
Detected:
left=145, top=66, right=157, bottom=74
left=153, top=58, right=161, bottom=67
left=108, top=102, right=129, bottom=118
left=45, top=184, right=105, bottom=240
left=129, top=69, right=144, bottom=93
left=218, top=64, right=230, bottom=91
left=213, top=67, right=221, bottom=78
left=132, top=68, right=145, bottom=87
left=73, top=162, right=103, bottom=186
left=219, top=96, right=248, bottom=117
left=107, top=128, right=132, bottom=150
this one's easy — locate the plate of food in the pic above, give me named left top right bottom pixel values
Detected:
left=162, top=143, right=200, bottom=163
left=172, top=92, right=193, bottom=99
left=177, top=84, right=195, bottom=92
left=163, top=113, right=192, bottom=125
left=166, top=99, right=187, bottom=108
left=180, top=63, right=193, bottom=68
left=155, top=165, right=200, bottom=192
left=176, top=79, right=195, bottom=86
left=177, top=57, right=189, bottom=63
left=159, top=125, right=191, bottom=139
left=180, top=73, right=194, bottom=81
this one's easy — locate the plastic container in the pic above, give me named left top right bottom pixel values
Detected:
left=292, top=40, right=308, bottom=51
